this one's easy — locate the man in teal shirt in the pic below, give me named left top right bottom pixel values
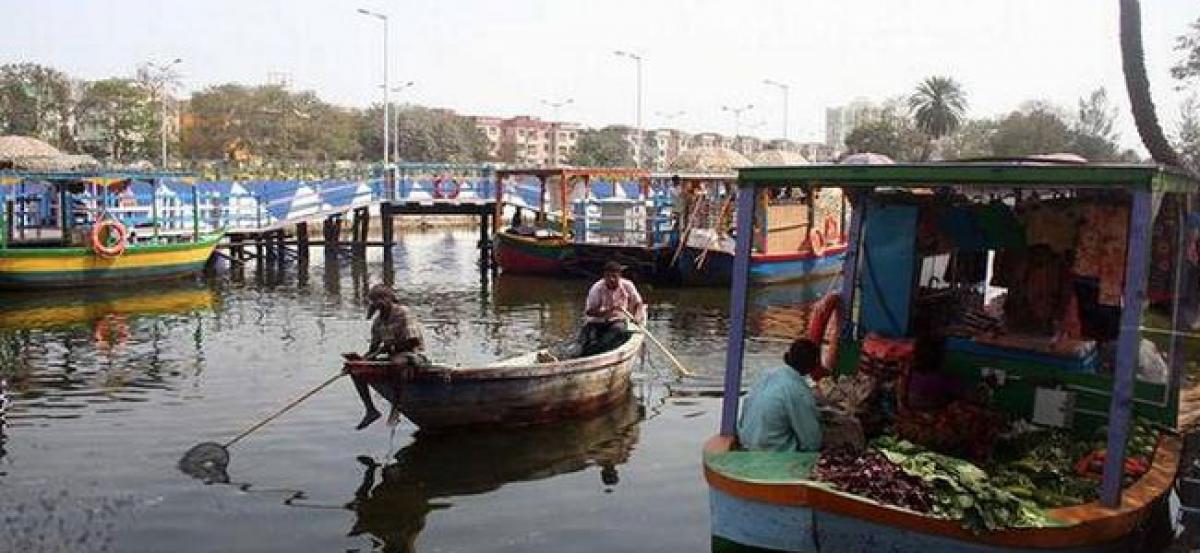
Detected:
left=737, top=339, right=823, bottom=452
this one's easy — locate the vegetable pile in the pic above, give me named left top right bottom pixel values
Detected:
left=873, top=436, right=1049, bottom=532
left=812, top=449, right=934, bottom=513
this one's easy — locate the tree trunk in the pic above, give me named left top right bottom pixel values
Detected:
left=1119, top=0, right=1189, bottom=171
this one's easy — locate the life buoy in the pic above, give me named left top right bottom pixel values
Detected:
left=432, top=177, right=461, bottom=200
left=806, top=292, right=842, bottom=380
left=808, top=227, right=827, bottom=256
left=91, top=219, right=127, bottom=258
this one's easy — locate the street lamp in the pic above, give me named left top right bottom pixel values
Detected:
left=721, top=103, right=754, bottom=138
left=540, top=98, right=574, bottom=121
left=613, top=50, right=643, bottom=168
left=146, top=58, right=182, bottom=168
left=385, top=81, right=415, bottom=161
left=763, top=78, right=790, bottom=140
left=358, top=8, right=389, bottom=165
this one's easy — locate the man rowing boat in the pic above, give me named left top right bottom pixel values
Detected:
left=580, top=261, right=645, bottom=357
left=347, top=284, right=428, bottom=430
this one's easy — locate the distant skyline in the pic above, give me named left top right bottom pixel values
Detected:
left=3, top=1, right=1197, bottom=151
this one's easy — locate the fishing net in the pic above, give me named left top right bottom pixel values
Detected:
left=179, top=442, right=231, bottom=484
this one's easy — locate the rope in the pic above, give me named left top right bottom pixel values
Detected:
left=223, top=372, right=346, bottom=448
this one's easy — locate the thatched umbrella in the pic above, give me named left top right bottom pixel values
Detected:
left=751, top=149, right=809, bottom=166
left=668, top=146, right=751, bottom=174
left=838, top=152, right=895, bottom=165
left=0, top=135, right=99, bottom=171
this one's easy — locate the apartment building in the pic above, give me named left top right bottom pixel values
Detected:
left=470, top=115, right=578, bottom=166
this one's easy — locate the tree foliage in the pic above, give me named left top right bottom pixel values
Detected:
left=940, top=118, right=998, bottom=160
left=1172, top=15, right=1200, bottom=87
left=989, top=104, right=1074, bottom=158
left=844, top=107, right=927, bottom=162
left=361, top=105, right=487, bottom=164
left=75, top=78, right=157, bottom=162
left=569, top=127, right=634, bottom=167
left=908, top=76, right=967, bottom=140
left=0, top=63, right=75, bottom=149
left=1068, top=88, right=1122, bottom=161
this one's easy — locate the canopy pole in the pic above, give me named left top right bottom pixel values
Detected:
left=719, top=183, right=758, bottom=436
left=1100, top=189, right=1152, bottom=507
left=839, top=190, right=867, bottom=338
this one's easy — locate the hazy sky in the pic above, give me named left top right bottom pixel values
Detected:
left=3, top=1, right=1197, bottom=150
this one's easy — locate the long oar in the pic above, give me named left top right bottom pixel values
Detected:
left=619, top=307, right=693, bottom=377
left=180, top=371, right=346, bottom=481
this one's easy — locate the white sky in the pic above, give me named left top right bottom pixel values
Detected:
left=3, top=0, right=1196, bottom=150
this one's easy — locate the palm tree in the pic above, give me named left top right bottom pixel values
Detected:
left=908, top=76, right=967, bottom=160
left=1119, top=0, right=1189, bottom=172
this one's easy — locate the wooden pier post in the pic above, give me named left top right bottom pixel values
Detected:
left=381, top=202, right=394, bottom=250
left=296, top=221, right=309, bottom=262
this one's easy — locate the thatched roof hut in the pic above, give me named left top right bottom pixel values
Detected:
left=750, top=149, right=809, bottom=166
left=667, top=146, right=751, bottom=174
left=0, top=135, right=99, bottom=171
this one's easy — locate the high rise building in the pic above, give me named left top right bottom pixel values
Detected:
left=469, top=115, right=579, bottom=166
left=825, top=98, right=877, bottom=151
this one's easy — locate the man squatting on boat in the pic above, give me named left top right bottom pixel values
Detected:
left=349, top=284, right=428, bottom=430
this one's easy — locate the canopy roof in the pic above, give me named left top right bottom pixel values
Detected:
left=751, top=149, right=809, bottom=166
left=0, top=135, right=99, bottom=172
left=668, top=147, right=751, bottom=174
left=737, top=162, right=1199, bottom=193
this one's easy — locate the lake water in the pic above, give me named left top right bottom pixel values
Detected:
left=0, top=229, right=830, bottom=553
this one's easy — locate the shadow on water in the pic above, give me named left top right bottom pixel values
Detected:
left=324, top=393, right=644, bottom=553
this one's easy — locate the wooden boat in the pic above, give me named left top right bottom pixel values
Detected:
left=0, top=170, right=223, bottom=290
left=493, top=229, right=574, bottom=276
left=0, top=234, right=221, bottom=289
left=673, top=174, right=848, bottom=286
left=705, top=162, right=1198, bottom=552
left=492, top=167, right=662, bottom=278
left=348, top=393, right=642, bottom=550
left=343, top=327, right=645, bottom=431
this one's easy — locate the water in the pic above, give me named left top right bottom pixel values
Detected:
left=0, top=229, right=829, bottom=553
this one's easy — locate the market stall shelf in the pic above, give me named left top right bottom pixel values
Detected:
left=705, top=161, right=1199, bottom=552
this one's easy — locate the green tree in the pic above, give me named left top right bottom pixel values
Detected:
left=75, top=78, right=157, bottom=162
left=844, top=107, right=927, bottom=162
left=1179, top=96, right=1200, bottom=171
left=941, top=118, right=998, bottom=160
left=569, top=127, right=634, bottom=167
left=908, top=76, right=967, bottom=160
left=368, top=105, right=487, bottom=163
left=989, top=104, right=1074, bottom=157
left=0, top=63, right=75, bottom=149
left=1171, top=15, right=1200, bottom=88
left=1069, top=88, right=1122, bottom=161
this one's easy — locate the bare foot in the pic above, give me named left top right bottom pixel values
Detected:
left=355, top=409, right=381, bottom=430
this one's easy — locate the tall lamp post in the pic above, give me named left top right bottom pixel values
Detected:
left=721, top=103, right=755, bottom=138
left=386, top=81, right=415, bottom=161
left=762, top=78, right=790, bottom=140
left=358, top=8, right=390, bottom=166
left=147, top=58, right=182, bottom=168
left=613, top=50, right=643, bottom=168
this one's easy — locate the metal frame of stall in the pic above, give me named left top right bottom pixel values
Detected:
left=716, top=162, right=1199, bottom=509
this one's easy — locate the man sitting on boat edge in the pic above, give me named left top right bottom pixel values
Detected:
left=581, top=261, right=645, bottom=357
left=737, top=338, right=823, bottom=452
left=345, top=284, right=429, bottom=431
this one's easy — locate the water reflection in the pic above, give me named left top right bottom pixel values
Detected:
left=344, top=393, right=643, bottom=552
left=0, top=283, right=217, bottom=420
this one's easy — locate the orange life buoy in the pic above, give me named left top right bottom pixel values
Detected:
left=432, top=176, right=461, bottom=200
left=91, top=219, right=127, bottom=258
left=808, top=227, right=827, bottom=256
left=806, top=292, right=842, bottom=380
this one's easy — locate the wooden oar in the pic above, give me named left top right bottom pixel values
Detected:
left=618, top=307, right=693, bottom=377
